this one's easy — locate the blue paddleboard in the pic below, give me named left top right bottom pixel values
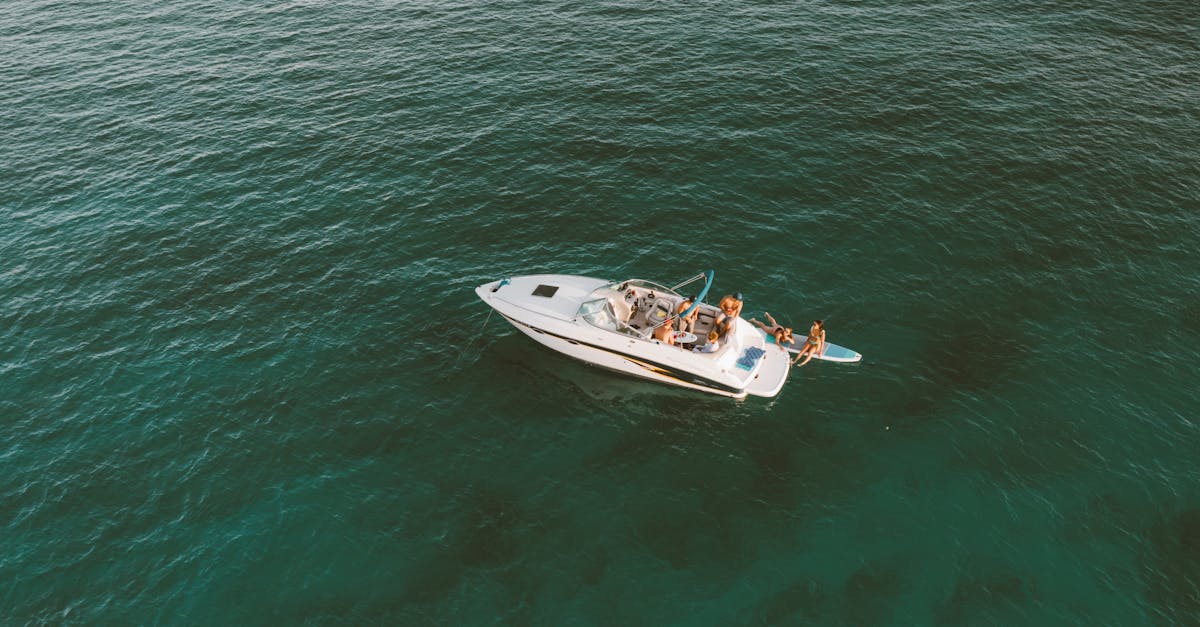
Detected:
left=763, top=331, right=862, bottom=363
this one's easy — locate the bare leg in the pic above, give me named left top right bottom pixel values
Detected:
left=764, top=312, right=779, bottom=327
left=748, top=318, right=772, bottom=333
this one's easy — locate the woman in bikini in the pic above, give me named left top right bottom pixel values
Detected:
left=792, top=320, right=825, bottom=367
left=748, top=312, right=795, bottom=351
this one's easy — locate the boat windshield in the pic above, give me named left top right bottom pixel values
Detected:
left=578, top=298, right=617, bottom=331
left=615, top=279, right=680, bottom=297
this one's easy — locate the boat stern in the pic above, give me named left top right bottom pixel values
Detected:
left=742, top=342, right=790, bottom=397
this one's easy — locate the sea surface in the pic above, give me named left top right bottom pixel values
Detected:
left=3, top=0, right=1199, bottom=623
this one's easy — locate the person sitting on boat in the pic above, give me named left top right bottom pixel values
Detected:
left=792, top=320, right=826, bottom=367
left=692, top=330, right=721, bottom=354
left=676, top=294, right=699, bottom=333
left=715, top=292, right=743, bottom=337
left=748, top=312, right=795, bottom=351
left=652, top=316, right=676, bottom=346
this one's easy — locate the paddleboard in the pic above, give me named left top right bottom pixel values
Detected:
left=763, top=330, right=862, bottom=363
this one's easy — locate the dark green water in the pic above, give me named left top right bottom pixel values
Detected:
left=3, top=0, right=1199, bottom=623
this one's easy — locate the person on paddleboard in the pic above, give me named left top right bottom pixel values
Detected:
left=792, top=320, right=825, bottom=367
left=748, top=312, right=795, bottom=350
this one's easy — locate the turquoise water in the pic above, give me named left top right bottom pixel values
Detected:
left=3, top=0, right=1199, bottom=623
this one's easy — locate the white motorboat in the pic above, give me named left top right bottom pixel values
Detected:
left=475, top=271, right=790, bottom=398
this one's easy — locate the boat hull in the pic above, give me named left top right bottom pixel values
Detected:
left=498, top=311, right=748, bottom=398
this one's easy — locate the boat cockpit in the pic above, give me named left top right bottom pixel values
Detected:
left=577, top=277, right=724, bottom=351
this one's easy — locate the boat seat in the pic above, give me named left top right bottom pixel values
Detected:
left=693, top=309, right=716, bottom=337
left=649, top=299, right=673, bottom=324
left=610, top=295, right=633, bottom=324
left=635, top=299, right=673, bottom=336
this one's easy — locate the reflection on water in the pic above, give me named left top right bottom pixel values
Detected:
left=482, top=333, right=740, bottom=404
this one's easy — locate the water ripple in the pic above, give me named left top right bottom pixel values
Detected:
left=2, top=0, right=1199, bottom=622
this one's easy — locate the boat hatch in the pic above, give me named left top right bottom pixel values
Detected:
left=532, top=284, right=559, bottom=298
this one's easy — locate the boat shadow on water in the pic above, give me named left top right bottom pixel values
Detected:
left=483, top=334, right=741, bottom=406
